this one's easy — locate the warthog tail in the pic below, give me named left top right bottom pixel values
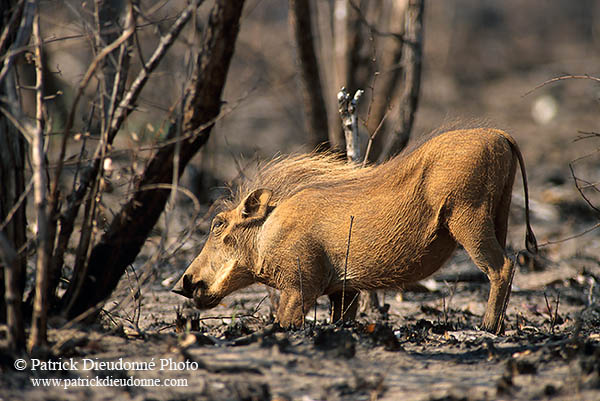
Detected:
left=493, top=129, right=538, bottom=254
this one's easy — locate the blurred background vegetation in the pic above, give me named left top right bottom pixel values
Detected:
left=1, top=0, right=600, bottom=352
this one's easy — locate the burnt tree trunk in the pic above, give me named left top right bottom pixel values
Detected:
left=63, top=0, right=246, bottom=319
left=331, top=0, right=366, bottom=155
left=289, top=0, right=331, bottom=150
left=0, top=95, right=27, bottom=350
left=0, top=0, right=29, bottom=351
left=378, top=0, right=424, bottom=161
left=334, top=0, right=372, bottom=99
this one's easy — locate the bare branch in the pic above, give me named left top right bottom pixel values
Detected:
left=363, top=104, right=393, bottom=167
left=51, top=1, right=201, bottom=299
left=63, top=0, right=246, bottom=319
left=0, top=0, right=25, bottom=56
left=569, top=161, right=600, bottom=215
left=28, top=6, right=50, bottom=353
left=0, top=178, right=32, bottom=233
left=340, top=215, right=354, bottom=323
left=523, top=74, right=600, bottom=97
left=50, top=14, right=136, bottom=207
left=107, top=0, right=201, bottom=142
left=537, top=222, right=600, bottom=247
left=0, top=0, right=33, bottom=85
left=0, top=103, right=33, bottom=142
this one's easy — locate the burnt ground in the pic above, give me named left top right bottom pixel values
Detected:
left=1, top=250, right=600, bottom=401
left=2, top=1, right=600, bottom=400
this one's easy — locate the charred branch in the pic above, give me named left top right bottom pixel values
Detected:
left=52, top=0, right=200, bottom=315
left=337, top=86, right=363, bottom=163
left=0, top=0, right=28, bottom=342
left=28, top=7, right=50, bottom=352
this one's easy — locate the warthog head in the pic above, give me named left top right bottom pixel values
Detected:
left=171, top=189, right=272, bottom=309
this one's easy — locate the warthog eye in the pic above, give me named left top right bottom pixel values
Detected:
left=211, top=217, right=226, bottom=233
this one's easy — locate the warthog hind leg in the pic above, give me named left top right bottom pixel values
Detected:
left=450, top=215, right=514, bottom=334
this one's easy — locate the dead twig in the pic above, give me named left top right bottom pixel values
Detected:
left=573, top=130, right=600, bottom=142
left=343, top=291, right=360, bottom=320
left=54, top=2, right=202, bottom=311
left=0, top=104, right=32, bottom=142
left=441, top=279, right=458, bottom=327
left=0, top=0, right=25, bottom=56
left=297, top=257, right=305, bottom=328
left=543, top=291, right=560, bottom=334
left=0, top=178, right=33, bottom=232
left=340, top=215, right=354, bottom=323
left=106, top=0, right=202, bottom=143
left=0, top=0, right=33, bottom=85
left=124, top=265, right=143, bottom=331
left=537, top=223, right=600, bottom=248
left=51, top=14, right=135, bottom=205
left=363, top=104, right=393, bottom=166
left=522, top=74, right=600, bottom=97
left=569, top=162, right=600, bottom=215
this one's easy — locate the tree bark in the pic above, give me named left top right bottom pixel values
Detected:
left=28, top=7, right=50, bottom=352
left=289, top=0, right=330, bottom=150
left=64, top=0, right=246, bottom=319
left=0, top=0, right=28, bottom=351
left=0, top=82, right=27, bottom=350
left=366, top=0, right=407, bottom=162
left=378, top=0, right=424, bottom=161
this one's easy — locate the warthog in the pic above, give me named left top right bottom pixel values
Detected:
left=173, top=128, right=537, bottom=334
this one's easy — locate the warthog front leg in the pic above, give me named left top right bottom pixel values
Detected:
left=277, top=289, right=317, bottom=329
left=329, top=290, right=360, bottom=324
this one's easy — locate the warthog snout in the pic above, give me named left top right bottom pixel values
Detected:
left=172, top=275, right=219, bottom=308
left=171, top=274, right=194, bottom=298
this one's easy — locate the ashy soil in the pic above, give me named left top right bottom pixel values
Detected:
left=2, top=1, right=600, bottom=400
left=1, top=252, right=600, bottom=401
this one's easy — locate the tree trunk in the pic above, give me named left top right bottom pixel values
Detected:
left=0, top=0, right=28, bottom=351
left=0, top=86, right=27, bottom=350
left=366, top=0, right=407, bottom=162
left=63, top=0, right=246, bottom=319
left=378, top=0, right=424, bottom=161
left=289, top=0, right=331, bottom=150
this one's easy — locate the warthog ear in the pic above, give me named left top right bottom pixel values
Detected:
left=239, top=189, right=273, bottom=223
